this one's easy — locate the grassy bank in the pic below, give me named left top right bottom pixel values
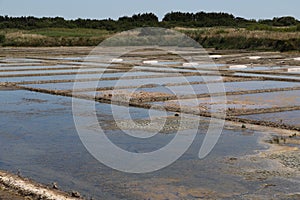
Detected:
left=0, top=27, right=299, bottom=52
left=179, top=27, right=300, bottom=52
left=0, top=28, right=111, bottom=46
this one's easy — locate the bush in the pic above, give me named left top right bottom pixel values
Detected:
left=193, top=36, right=300, bottom=52
left=0, top=34, right=5, bottom=43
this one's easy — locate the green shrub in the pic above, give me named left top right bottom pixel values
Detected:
left=193, top=36, right=300, bottom=52
left=0, top=34, right=5, bottom=43
left=297, top=24, right=300, bottom=31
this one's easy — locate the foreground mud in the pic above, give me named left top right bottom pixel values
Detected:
left=0, top=171, right=82, bottom=200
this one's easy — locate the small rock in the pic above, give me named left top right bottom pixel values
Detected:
left=263, top=183, right=276, bottom=188
left=72, top=191, right=81, bottom=198
left=52, top=182, right=58, bottom=189
left=273, top=136, right=280, bottom=144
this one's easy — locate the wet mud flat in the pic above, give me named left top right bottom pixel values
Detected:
left=0, top=47, right=300, bottom=199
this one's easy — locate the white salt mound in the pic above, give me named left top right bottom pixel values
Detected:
left=143, top=60, right=158, bottom=64
left=229, top=65, right=247, bottom=69
left=209, top=55, right=222, bottom=59
left=111, top=58, right=123, bottom=62
left=182, top=62, right=199, bottom=67
left=288, top=68, right=300, bottom=72
left=249, top=56, right=261, bottom=60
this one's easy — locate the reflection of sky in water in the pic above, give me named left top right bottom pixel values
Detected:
left=234, top=73, right=300, bottom=80
left=0, top=72, right=165, bottom=83
left=24, top=76, right=206, bottom=90
left=0, top=58, right=43, bottom=63
left=239, top=110, right=300, bottom=127
left=133, top=66, right=217, bottom=73
left=0, top=68, right=115, bottom=75
left=0, top=65, right=67, bottom=70
left=75, top=80, right=300, bottom=98
left=143, top=81, right=300, bottom=95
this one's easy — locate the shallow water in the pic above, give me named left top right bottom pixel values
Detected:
left=226, top=66, right=284, bottom=71
left=150, top=90, right=300, bottom=112
left=0, top=89, right=270, bottom=199
left=234, top=72, right=300, bottom=80
left=239, top=110, right=300, bottom=127
left=23, top=76, right=206, bottom=90
left=0, top=65, right=72, bottom=71
left=0, top=72, right=165, bottom=83
left=140, top=80, right=300, bottom=95
left=228, top=90, right=300, bottom=107
left=133, top=66, right=214, bottom=73
left=0, top=58, right=44, bottom=63
left=0, top=68, right=116, bottom=76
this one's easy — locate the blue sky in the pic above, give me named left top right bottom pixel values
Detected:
left=0, top=0, right=299, bottom=20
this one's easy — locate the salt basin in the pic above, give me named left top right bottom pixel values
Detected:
left=182, top=62, right=199, bottom=67
left=294, top=57, right=300, bottom=61
left=229, top=65, right=248, bottom=69
left=111, top=58, right=123, bottom=62
left=287, top=68, right=300, bottom=72
left=209, top=55, right=222, bottom=59
left=143, top=60, right=158, bottom=64
left=249, top=56, right=261, bottom=60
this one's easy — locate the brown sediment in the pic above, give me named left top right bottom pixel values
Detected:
left=0, top=171, right=83, bottom=200
left=0, top=82, right=19, bottom=90
left=227, top=105, right=300, bottom=116
left=221, top=120, right=300, bottom=194
left=125, top=178, right=236, bottom=200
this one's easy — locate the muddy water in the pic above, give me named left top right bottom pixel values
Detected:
left=0, top=89, right=280, bottom=199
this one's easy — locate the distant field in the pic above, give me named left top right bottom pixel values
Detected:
left=0, top=27, right=300, bottom=51
left=176, top=27, right=300, bottom=40
left=0, top=28, right=112, bottom=46
left=29, top=28, right=111, bottom=37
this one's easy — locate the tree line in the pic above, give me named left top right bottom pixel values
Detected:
left=0, top=12, right=299, bottom=31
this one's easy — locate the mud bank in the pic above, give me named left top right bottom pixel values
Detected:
left=0, top=171, right=82, bottom=200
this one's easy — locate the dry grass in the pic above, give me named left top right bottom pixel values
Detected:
left=177, top=27, right=300, bottom=40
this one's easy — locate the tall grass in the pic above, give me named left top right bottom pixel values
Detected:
left=246, top=24, right=299, bottom=32
left=1, top=28, right=110, bottom=47
left=29, top=28, right=112, bottom=37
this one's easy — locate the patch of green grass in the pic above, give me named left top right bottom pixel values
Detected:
left=29, top=28, right=111, bottom=37
left=246, top=24, right=299, bottom=32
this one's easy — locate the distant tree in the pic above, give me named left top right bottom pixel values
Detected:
left=273, top=16, right=298, bottom=26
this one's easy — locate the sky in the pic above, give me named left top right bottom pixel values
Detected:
left=0, top=0, right=299, bottom=20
